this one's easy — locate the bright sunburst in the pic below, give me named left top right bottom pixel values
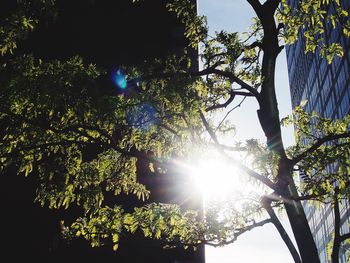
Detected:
left=192, top=156, right=241, bottom=198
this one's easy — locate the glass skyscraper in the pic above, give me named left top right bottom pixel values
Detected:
left=286, top=0, right=350, bottom=262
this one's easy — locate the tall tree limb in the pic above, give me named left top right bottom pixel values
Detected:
left=331, top=191, right=341, bottom=263
left=247, top=0, right=263, bottom=18
left=246, top=0, right=320, bottom=260
left=262, top=195, right=302, bottom=263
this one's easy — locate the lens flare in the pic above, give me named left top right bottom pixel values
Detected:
left=111, top=69, right=127, bottom=90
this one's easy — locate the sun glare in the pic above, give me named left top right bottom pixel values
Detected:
left=192, top=157, right=241, bottom=198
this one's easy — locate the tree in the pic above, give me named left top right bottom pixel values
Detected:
left=1, top=0, right=350, bottom=262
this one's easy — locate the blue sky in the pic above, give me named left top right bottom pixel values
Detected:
left=197, top=1, right=295, bottom=262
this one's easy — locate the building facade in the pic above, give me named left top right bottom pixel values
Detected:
left=286, top=0, right=350, bottom=262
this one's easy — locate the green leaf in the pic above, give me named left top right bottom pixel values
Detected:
left=113, top=244, right=119, bottom=251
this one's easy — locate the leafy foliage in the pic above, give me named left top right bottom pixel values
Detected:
left=0, top=0, right=57, bottom=55
left=1, top=1, right=350, bottom=262
left=277, top=0, right=349, bottom=63
left=283, top=106, right=350, bottom=201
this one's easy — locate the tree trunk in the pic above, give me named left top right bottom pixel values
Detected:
left=278, top=159, right=320, bottom=263
left=331, top=194, right=340, bottom=263
left=248, top=1, right=321, bottom=262
left=284, top=180, right=320, bottom=263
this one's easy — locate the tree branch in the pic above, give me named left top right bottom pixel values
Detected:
left=247, top=40, right=263, bottom=50
left=291, top=132, right=350, bottom=165
left=205, top=90, right=236, bottom=112
left=277, top=22, right=284, bottom=32
left=263, top=0, right=281, bottom=14
left=340, top=233, right=350, bottom=243
left=0, top=140, right=91, bottom=159
left=157, top=122, right=179, bottom=136
left=211, top=69, right=260, bottom=99
left=262, top=195, right=302, bottom=263
left=0, top=109, right=173, bottom=169
left=215, top=96, right=247, bottom=132
left=205, top=89, right=256, bottom=113
left=247, top=0, right=263, bottom=18
left=139, top=63, right=260, bottom=100
left=204, top=218, right=272, bottom=247
left=287, top=193, right=328, bottom=202
left=140, top=61, right=223, bottom=81
left=199, top=110, right=277, bottom=190
left=199, top=110, right=220, bottom=145
left=331, top=191, right=341, bottom=263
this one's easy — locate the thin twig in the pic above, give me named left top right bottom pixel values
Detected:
left=215, top=96, right=247, bottom=132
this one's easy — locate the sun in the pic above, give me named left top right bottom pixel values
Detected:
left=192, top=156, right=242, bottom=198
